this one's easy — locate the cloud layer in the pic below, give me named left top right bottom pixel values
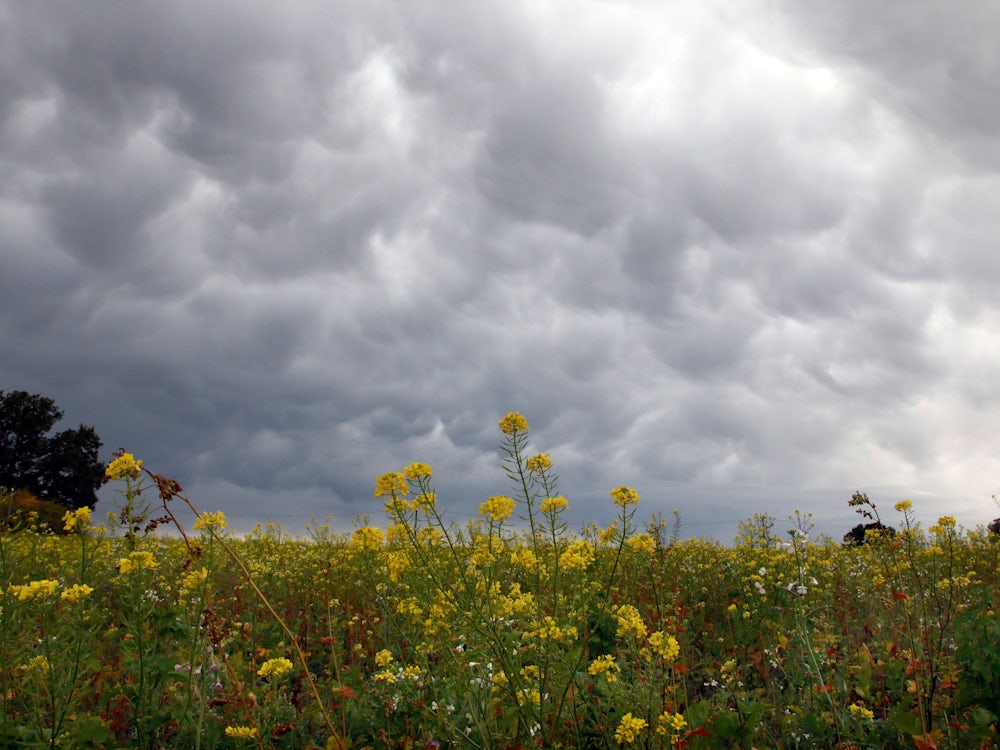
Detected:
left=3, top=1, right=999, bottom=539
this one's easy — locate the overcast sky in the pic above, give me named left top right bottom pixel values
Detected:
left=3, top=1, right=999, bottom=542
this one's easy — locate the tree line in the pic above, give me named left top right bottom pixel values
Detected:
left=0, top=390, right=104, bottom=510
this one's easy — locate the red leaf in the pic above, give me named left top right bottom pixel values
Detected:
left=892, top=589, right=908, bottom=601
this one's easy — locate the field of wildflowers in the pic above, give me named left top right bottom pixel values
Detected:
left=2, top=413, right=998, bottom=749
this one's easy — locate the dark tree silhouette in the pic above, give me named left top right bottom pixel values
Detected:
left=0, top=390, right=104, bottom=509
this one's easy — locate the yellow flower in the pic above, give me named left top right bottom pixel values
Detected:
left=614, top=712, right=648, bottom=744
left=479, top=495, right=516, bottom=523
left=499, top=411, right=529, bottom=434
left=559, top=539, right=595, bottom=570
left=614, top=604, right=647, bottom=639
left=627, top=534, right=656, bottom=554
left=656, top=710, right=687, bottom=736
left=105, top=453, right=143, bottom=480
left=375, top=649, right=394, bottom=667
left=403, top=462, right=432, bottom=481
left=610, top=486, right=639, bottom=507
left=350, top=526, right=384, bottom=550
left=649, top=630, right=681, bottom=662
left=62, top=506, right=92, bottom=533
left=894, top=500, right=913, bottom=512
left=526, top=453, right=552, bottom=473
left=523, top=616, right=578, bottom=641
left=179, top=567, right=209, bottom=596
left=60, top=583, right=94, bottom=603
left=413, top=492, right=436, bottom=511
left=849, top=703, right=874, bottom=721
left=9, top=579, right=59, bottom=601
left=20, top=655, right=50, bottom=674
left=540, top=495, right=569, bottom=513
left=588, top=654, right=621, bottom=682
left=257, top=657, right=293, bottom=679
left=118, top=551, right=157, bottom=574
left=192, top=511, right=227, bottom=532
left=224, top=725, right=260, bottom=740
left=375, top=472, right=408, bottom=498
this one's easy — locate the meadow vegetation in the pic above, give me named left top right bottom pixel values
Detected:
left=1, top=413, right=998, bottom=749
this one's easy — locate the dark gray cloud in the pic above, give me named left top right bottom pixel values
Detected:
left=2, top=1, right=998, bottom=542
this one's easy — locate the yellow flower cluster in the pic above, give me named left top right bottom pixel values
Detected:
left=118, top=551, right=157, bottom=574
left=559, top=539, right=595, bottom=570
left=20, top=655, right=50, bottom=674
left=224, top=725, right=260, bottom=740
left=849, top=703, right=874, bottom=721
left=192, top=511, right=227, bottom=532
left=350, top=526, right=384, bottom=550
left=105, top=452, right=143, bottom=480
left=62, top=506, right=92, bottom=533
left=656, top=710, right=687, bottom=737
left=615, top=712, right=648, bottom=744
left=257, top=657, right=293, bottom=679
left=494, top=582, right=535, bottom=618
left=499, top=411, right=529, bottom=434
left=60, top=583, right=94, bottom=603
left=526, top=453, right=552, bottom=473
left=479, top=495, right=516, bottom=523
left=588, top=654, right=621, bottom=682
left=387, top=551, right=410, bottom=582
left=614, top=604, right=647, bottom=639
left=523, top=615, right=578, bottom=642
left=8, top=579, right=59, bottom=601
left=627, top=534, right=656, bottom=554
left=610, top=486, right=640, bottom=508
left=403, top=462, right=432, bottom=481
left=648, top=631, right=681, bottom=662
left=375, top=649, right=394, bottom=667
left=540, top=495, right=569, bottom=513
left=179, top=566, right=209, bottom=596
left=894, top=500, right=913, bottom=512
left=375, top=472, right=408, bottom=498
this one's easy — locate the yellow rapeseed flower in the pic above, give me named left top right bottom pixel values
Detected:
left=403, top=462, right=432, bottom=481
left=60, top=583, right=94, bottom=603
left=192, top=511, right=227, bottom=532
left=499, top=412, right=529, bottom=434
left=610, top=486, right=640, bottom=508
left=224, top=726, right=260, bottom=740
left=588, top=654, right=621, bottom=682
left=257, top=657, right=293, bottom=679
left=849, top=703, right=874, bottom=721
left=118, top=551, right=157, bottom=574
left=614, top=604, right=647, bottom=639
left=62, top=506, right=92, bottom=533
left=540, top=495, right=569, bottom=513
left=656, top=710, right=687, bottom=736
left=614, top=713, right=648, bottom=744
left=649, top=631, right=681, bottom=662
left=894, top=500, right=913, bottom=512
left=9, top=579, right=59, bottom=601
left=559, top=539, right=595, bottom=570
left=375, top=472, right=408, bottom=498
left=526, top=453, right=552, bottom=473
left=350, top=526, right=384, bottom=550
left=479, top=495, right=516, bottom=523
left=105, top=453, right=143, bottom=480
left=627, top=534, right=656, bottom=554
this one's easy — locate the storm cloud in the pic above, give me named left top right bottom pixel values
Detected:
left=3, top=1, right=998, bottom=540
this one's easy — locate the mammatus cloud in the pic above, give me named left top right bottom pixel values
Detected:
left=2, top=1, right=998, bottom=540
